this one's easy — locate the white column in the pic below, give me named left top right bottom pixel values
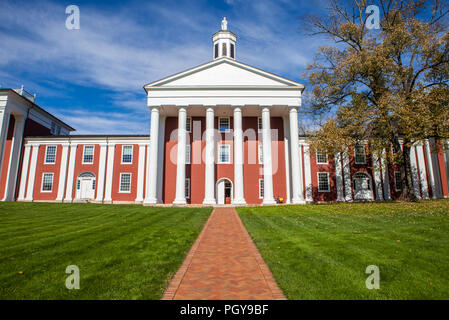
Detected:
left=104, top=143, right=116, bottom=203
left=303, top=143, right=313, bottom=202
left=416, top=144, right=429, bottom=199
left=25, top=144, right=39, bottom=201
left=203, top=107, right=216, bottom=205
left=95, top=143, right=108, bottom=202
left=232, top=107, right=246, bottom=205
left=18, top=144, right=31, bottom=201
left=342, top=151, right=353, bottom=201
left=4, top=117, right=25, bottom=201
left=289, top=108, right=304, bottom=203
left=381, top=149, right=391, bottom=200
left=56, top=143, right=69, bottom=201
left=173, top=107, right=187, bottom=205
left=372, top=152, right=384, bottom=200
left=0, top=109, right=11, bottom=177
left=144, top=107, right=160, bottom=205
left=283, top=116, right=291, bottom=204
left=64, top=144, right=77, bottom=202
left=135, top=143, right=147, bottom=202
left=261, top=107, right=276, bottom=205
left=425, top=139, right=439, bottom=198
left=410, top=146, right=422, bottom=199
left=335, top=152, right=344, bottom=201
left=156, top=116, right=166, bottom=203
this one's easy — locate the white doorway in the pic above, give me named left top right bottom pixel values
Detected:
left=353, top=172, right=373, bottom=201
left=76, top=172, right=96, bottom=200
left=216, top=178, right=233, bottom=204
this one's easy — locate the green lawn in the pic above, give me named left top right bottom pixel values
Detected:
left=0, top=202, right=211, bottom=299
left=237, top=200, right=449, bottom=299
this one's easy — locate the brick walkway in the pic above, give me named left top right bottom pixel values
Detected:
left=162, top=207, right=286, bottom=300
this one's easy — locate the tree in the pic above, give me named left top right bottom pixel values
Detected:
left=302, top=0, right=449, bottom=200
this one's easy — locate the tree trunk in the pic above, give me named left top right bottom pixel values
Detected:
left=399, top=144, right=418, bottom=201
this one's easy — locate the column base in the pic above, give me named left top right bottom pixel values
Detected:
left=291, top=198, right=306, bottom=204
left=143, top=197, right=158, bottom=205
left=262, top=199, right=277, bottom=205
left=202, top=198, right=216, bottom=205
left=173, top=198, right=187, bottom=205
left=231, top=198, right=247, bottom=205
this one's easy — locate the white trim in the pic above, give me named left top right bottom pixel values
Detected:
left=335, top=152, right=344, bottom=201
left=119, top=173, right=132, bottom=193
left=104, top=144, right=116, bottom=201
left=218, top=144, right=231, bottom=164
left=317, top=172, right=330, bottom=192
left=40, top=172, right=54, bottom=193
left=218, top=117, right=230, bottom=133
left=44, top=145, right=57, bottom=164
left=94, top=144, right=108, bottom=202
left=56, top=144, right=69, bottom=201
left=25, top=145, right=39, bottom=201
left=18, top=145, right=31, bottom=201
left=303, top=144, right=313, bottom=202
left=135, top=144, right=146, bottom=202
left=82, top=145, right=95, bottom=164
left=316, top=151, right=328, bottom=165
left=63, top=144, right=77, bottom=202
left=121, top=145, right=133, bottom=164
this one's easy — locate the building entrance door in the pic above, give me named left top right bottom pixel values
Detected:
left=216, top=178, right=233, bottom=204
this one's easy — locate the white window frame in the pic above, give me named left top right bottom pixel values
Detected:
left=354, top=145, right=367, bottom=164
left=259, top=178, right=264, bottom=199
left=41, top=173, right=54, bottom=192
left=185, top=145, right=191, bottom=164
left=185, top=178, right=190, bottom=199
left=44, top=145, right=57, bottom=164
left=82, top=145, right=95, bottom=164
left=316, top=151, right=328, bottom=165
left=121, top=145, right=133, bottom=164
left=218, top=144, right=231, bottom=164
left=119, top=173, right=132, bottom=193
left=186, top=116, right=192, bottom=133
left=317, top=172, right=330, bottom=192
left=258, top=144, right=263, bottom=164
left=219, top=117, right=230, bottom=133
left=394, top=171, right=402, bottom=192
left=257, top=117, right=263, bottom=132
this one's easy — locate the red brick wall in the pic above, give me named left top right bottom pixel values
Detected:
left=33, top=144, right=62, bottom=200
left=0, top=115, right=15, bottom=199
left=111, top=144, right=139, bottom=201
left=309, top=152, right=338, bottom=202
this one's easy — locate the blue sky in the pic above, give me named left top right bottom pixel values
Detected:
left=0, top=0, right=326, bottom=134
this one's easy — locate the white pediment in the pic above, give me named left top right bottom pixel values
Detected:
left=145, top=58, right=304, bottom=88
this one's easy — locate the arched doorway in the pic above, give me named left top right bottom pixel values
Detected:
left=353, top=172, right=373, bottom=201
left=216, top=178, right=233, bottom=204
left=76, top=172, right=96, bottom=200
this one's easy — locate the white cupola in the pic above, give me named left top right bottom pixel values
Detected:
left=212, top=17, right=237, bottom=60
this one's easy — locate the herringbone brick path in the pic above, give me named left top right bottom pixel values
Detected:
left=162, top=207, right=286, bottom=300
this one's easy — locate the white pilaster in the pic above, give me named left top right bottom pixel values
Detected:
left=289, top=108, right=304, bottom=203
left=64, top=144, right=77, bottom=202
left=372, top=152, right=384, bottom=201
left=381, top=149, right=391, bottom=200
left=203, top=107, right=216, bottom=205
left=342, top=151, right=353, bottom=201
left=416, top=144, right=429, bottom=199
left=410, top=146, right=422, bottom=199
left=144, top=107, right=160, bottom=205
left=261, top=107, right=276, bottom=205
left=282, top=116, right=291, bottom=204
left=0, top=109, right=11, bottom=178
left=424, top=139, right=439, bottom=198
left=335, top=152, right=344, bottom=201
left=17, top=144, right=31, bottom=201
left=94, top=143, right=108, bottom=202
left=135, top=143, right=147, bottom=202
left=104, top=143, right=116, bottom=203
left=4, top=117, right=25, bottom=201
left=303, top=143, right=313, bottom=202
left=156, top=116, right=166, bottom=203
left=25, top=144, right=39, bottom=201
left=56, top=143, right=70, bottom=201
left=173, top=107, right=187, bottom=205
left=232, top=107, right=246, bottom=205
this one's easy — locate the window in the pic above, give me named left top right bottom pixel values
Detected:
left=45, top=146, right=57, bottom=164
left=259, top=179, right=264, bottom=199
left=354, top=172, right=371, bottom=190
left=316, top=151, right=328, bottom=164
left=83, top=145, right=94, bottom=164
left=214, top=43, right=219, bottom=58
left=219, top=117, right=230, bottom=132
left=318, top=172, right=330, bottom=192
left=258, top=144, right=263, bottom=164
left=394, top=171, right=402, bottom=191
left=122, top=145, right=133, bottom=164
left=218, top=144, right=231, bottom=164
left=354, top=145, right=366, bottom=164
left=185, top=178, right=190, bottom=199
left=258, top=117, right=263, bottom=131
left=222, top=43, right=227, bottom=56
left=185, top=116, right=192, bottom=133
left=185, top=145, right=191, bottom=164
left=119, top=173, right=131, bottom=192
left=92, top=179, right=96, bottom=190
left=230, top=43, right=235, bottom=58
left=76, top=179, right=80, bottom=190
left=41, top=173, right=54, bottom=192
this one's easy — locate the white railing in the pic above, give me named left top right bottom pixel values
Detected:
left=13, top=85, right=36, bottom=103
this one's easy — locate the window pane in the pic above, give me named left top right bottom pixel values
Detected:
left=122, top=145, right=133, bottom=163
left=120, top=174, right=131, bottom=192
left=219, top=145, right=230, bottom=163
left=258, top=117, right=263, bottom=131
left=83, top=146, right=94, bottom=163
left=219, top=117, right=229, bottom=132
left=185, top=179, right=190, bottom=199
left=45, top=146, right=56, bottom=163
left=222, top=43, right=227, bottom=56
left=355, top=145, right=366, bottom=164
left=42, top=173, right=53, bottom=191
left=185, top=145, right=191, bottom=164
left=230, top=44, right=235, bottom=58
left=258, top=145, right=263, bottom=164
left=259, top=179, right=264, bottom=198
left=316, top=151, right=328, bottom=164
left=394, top=172, right=402, bottom=191
left=318, top=173, right=329, bottom=192
left=186, top=117, right=191, bottom=132
left=214, top=44, right=219, bottom=58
